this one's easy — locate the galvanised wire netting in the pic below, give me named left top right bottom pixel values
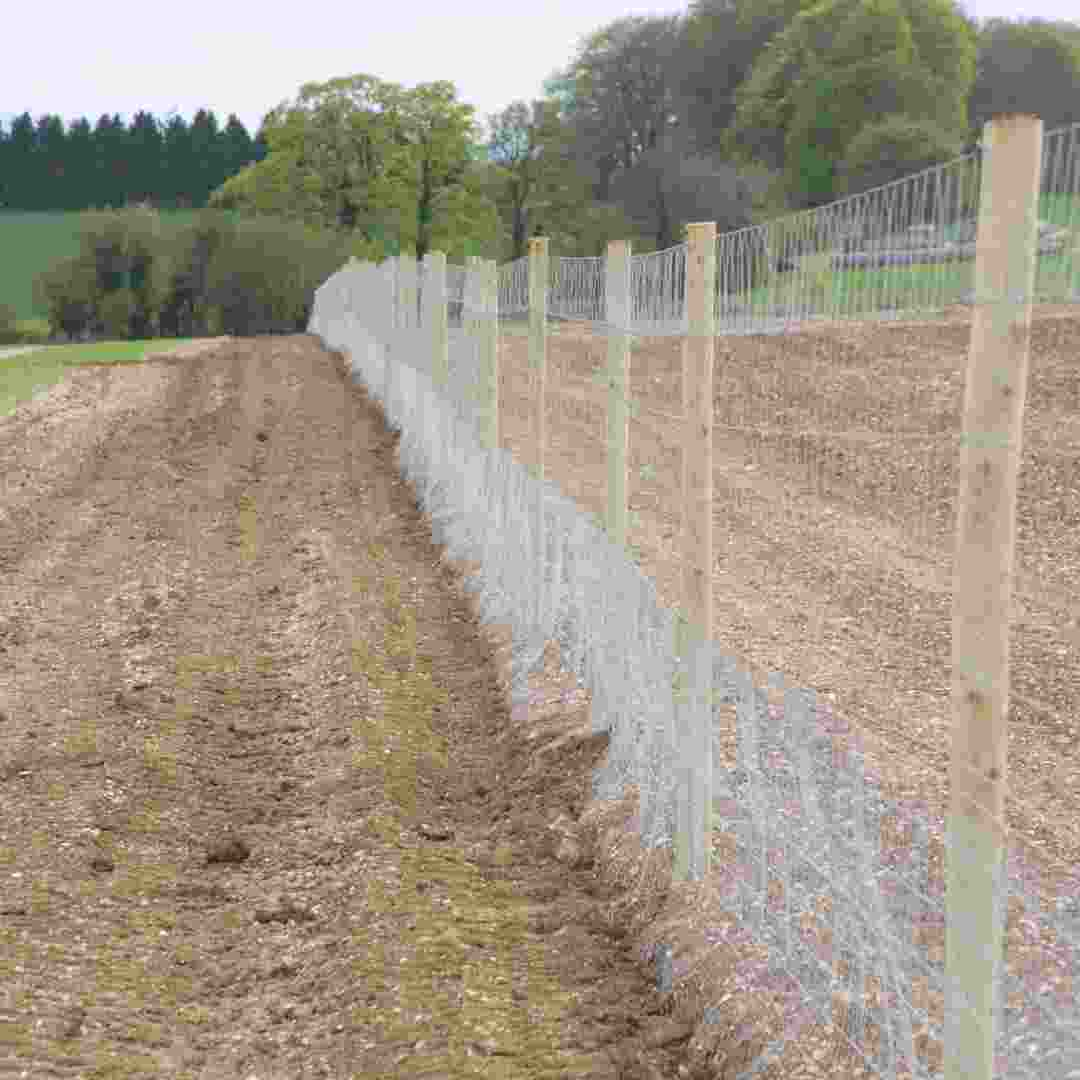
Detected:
left=308, top=119, right=1080, bottom=1080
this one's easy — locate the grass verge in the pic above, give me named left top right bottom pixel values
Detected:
left=0, top=337, right=199, bottom=419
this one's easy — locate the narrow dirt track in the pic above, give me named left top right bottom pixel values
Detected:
left=0, top=335, right=698, bottom=1079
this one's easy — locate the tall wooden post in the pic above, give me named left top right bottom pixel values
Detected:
left=947, top=113, right=1041, bottom=1080
left=465, top=254, right=480, bottom=340
left=673, top=222, right=716, bottom=883
left=528, top=237, right=550, bottom=634
left=605, top=239, right=632, bottom=549
left=424, top=251, right=449, bottom=397
left=382, top=255, right=398, bottom=416
left=476, top=259, right=500, bottom=453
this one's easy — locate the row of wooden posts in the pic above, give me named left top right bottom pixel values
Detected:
left=350, top=113, right=1046, bottom=1080
left=366, top=226, right=718, bottom=890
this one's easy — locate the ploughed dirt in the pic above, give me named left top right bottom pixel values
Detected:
left=496, top=306, right=1080, bottom=884
left=0, top=335, right=701, bottom=1079
left=3, top=307, right=1079, bottom=1080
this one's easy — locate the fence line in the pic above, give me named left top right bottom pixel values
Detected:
left=308, top=112, right=1080, bottom=1080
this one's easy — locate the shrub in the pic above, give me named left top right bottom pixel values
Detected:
left=29, top=208, right=172, bottom=343
left=0, top=302, right=21, bottom=344
left=97, top=288, right=137, bottom=341
left=32, top=256, right=103, bottom=342
left=198, top=213, right=353, bottom=338
left=157, top=210, right=243, bottom=338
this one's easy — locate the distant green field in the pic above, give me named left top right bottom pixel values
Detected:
left=737, top=192, right=1080, bottom=317
left=0, top=338, right=198, bottom=420
left=740, top=246, right=1080, bottom=319
left=0, top=207, right=247, bottom=324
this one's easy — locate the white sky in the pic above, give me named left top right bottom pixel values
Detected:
left=1, top=0, right=1077, bottom=142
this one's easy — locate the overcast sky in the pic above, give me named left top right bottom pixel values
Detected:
left=1, top=0, right=1077, bottom=141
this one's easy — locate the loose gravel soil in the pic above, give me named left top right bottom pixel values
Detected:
left=0, top=335, right=698, bottom=1079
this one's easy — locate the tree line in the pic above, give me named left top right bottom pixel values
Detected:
left=203, top=4, right=1080, bottom=269
left=0, top=109, right=268, bottom=213
left=3, top=3, right=1079, bottom=283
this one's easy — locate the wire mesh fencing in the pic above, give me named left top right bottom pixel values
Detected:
left=308, top=116, right=1080, bottom=1080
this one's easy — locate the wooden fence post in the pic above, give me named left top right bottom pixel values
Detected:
left=398, top=252, right=416, bottom=332
left=674, top=222, right=716, bottom=883
left=461, top=254, right=477, bottom=428
left=465, top=254, right=479, bottom=340
left=476, top=258, right=500, bottom=453
left=528, top=237, right=550, bottom=633
left=424, top=251, right=449, bottom=397
left=605, top=239, right=632, bottom=548
left=397, top=252, right=420, bottom=428
left=382, top=255, right=398, bottom=415
left=947, top=112, right=1041, bottom=1080
left=528, top=237, right=549, bottom=486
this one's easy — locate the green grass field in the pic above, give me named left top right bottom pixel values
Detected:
left=737, top=192, right=1080, bottom=316
left=739, top=246, right=1080, bottom=317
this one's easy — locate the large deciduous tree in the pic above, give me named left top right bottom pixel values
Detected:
left=480, top=98, right=599, bottom=260
left=967, top=17, right=1080, bottom=138
left=725, top=0, right=975, bottom=208
left=608, top=126, right=755, bottom=251
left=545, top=15, right=688, bottom=203
left=673, top=0, right=812, bottom=159
left=482, top=100, right=555, bottom=260
left=208, top=74, right=498, bottom=263
left=375, top=80, right=492, bottom=261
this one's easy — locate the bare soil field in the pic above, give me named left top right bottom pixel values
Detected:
left=494, top=305, right=1080, bottom=893
left=486, top=305, right=1080, bottom=1076
left=1, top=307, right=1077, bottom=1080
left=0, top=335, right=704, bottom=1079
